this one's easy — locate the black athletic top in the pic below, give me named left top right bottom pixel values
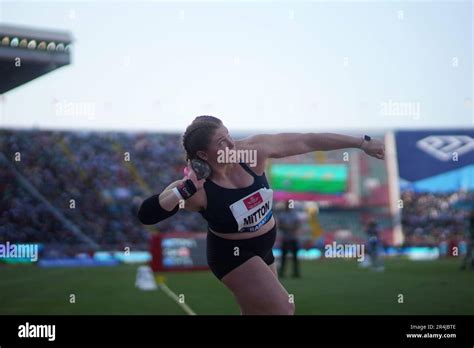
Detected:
left=199, top=162, right=274, bottom=234
left=137, top=162, right=274, bottom=232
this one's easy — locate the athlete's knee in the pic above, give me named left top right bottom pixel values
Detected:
left=268, top=298, right=295, bottom=315
left=284, top=300, right=296, bottom=315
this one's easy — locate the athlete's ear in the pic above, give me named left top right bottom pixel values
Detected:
left=196, top=150, right=208, bottom=161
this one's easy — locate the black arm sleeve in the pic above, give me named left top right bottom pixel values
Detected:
left=137, top=194, right=179, bottom=225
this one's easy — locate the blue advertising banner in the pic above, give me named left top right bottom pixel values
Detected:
left=395, top=130, right=474, bottom=192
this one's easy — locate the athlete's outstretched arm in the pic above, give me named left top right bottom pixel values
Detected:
left=240, top=133, right=385, bottom=160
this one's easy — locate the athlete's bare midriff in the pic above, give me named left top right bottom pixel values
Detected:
left=209, top=215, right=276, bottom=240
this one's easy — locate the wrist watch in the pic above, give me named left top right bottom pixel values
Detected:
left=361, top=135, right=371, bottom=148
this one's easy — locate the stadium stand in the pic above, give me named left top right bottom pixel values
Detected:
left=0, top=129, right=208, bottom=254
left=401, top=190, right=473, bottom=247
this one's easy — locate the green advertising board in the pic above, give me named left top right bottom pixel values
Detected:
left=269, top=163, right=347, bottom=193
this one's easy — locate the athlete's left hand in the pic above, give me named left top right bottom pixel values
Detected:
left=361, top=139, right=385, bottom=160
left=184, top=160, right=206, bottom=190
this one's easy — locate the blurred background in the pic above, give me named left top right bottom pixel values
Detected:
left=0, top=0, right=473, bottom=315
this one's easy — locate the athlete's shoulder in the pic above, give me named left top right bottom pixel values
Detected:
left=235, top=134, right=270, bottom=149
left=235, top=135, right=269, bottom=175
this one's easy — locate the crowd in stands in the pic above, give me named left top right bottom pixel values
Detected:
left=0, top=129, right=207, bottom=253
left=401, top=190, right=473, bottom=246
left=0, top=168, right=76, bottom=246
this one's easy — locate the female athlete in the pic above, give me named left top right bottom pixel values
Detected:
left=138, top=115, right=385, bottom=315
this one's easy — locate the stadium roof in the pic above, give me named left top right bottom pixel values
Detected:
left=0, top=24, right=73, bottom=94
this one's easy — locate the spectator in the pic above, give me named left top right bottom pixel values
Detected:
left=277, top=201, right=302, bottom=278
left=365, top=219, right=384, bottom=272
left=460, top=210, right=474, bottom=270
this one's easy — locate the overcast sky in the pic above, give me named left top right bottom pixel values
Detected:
left=0, top=0, right=472, bottom=133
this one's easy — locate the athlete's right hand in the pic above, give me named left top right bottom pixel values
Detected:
left=184, top=160, right=205, bottom=190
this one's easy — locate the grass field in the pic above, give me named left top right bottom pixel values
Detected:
left=1, top=258, right=473, bottom=315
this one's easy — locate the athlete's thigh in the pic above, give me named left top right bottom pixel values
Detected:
left=268, top=261, right=278, bottom=279
left=221, top=256, right=291, bottom=314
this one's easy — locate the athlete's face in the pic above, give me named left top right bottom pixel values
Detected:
left=197, top=125, right=235, bottom=163
left=212, top=125, right=235, bottom=152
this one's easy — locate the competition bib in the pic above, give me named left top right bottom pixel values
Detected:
left=229, top=188, right=273, bottom=232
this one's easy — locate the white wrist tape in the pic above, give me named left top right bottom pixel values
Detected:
left=172, top=187, right=184, bottom=201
